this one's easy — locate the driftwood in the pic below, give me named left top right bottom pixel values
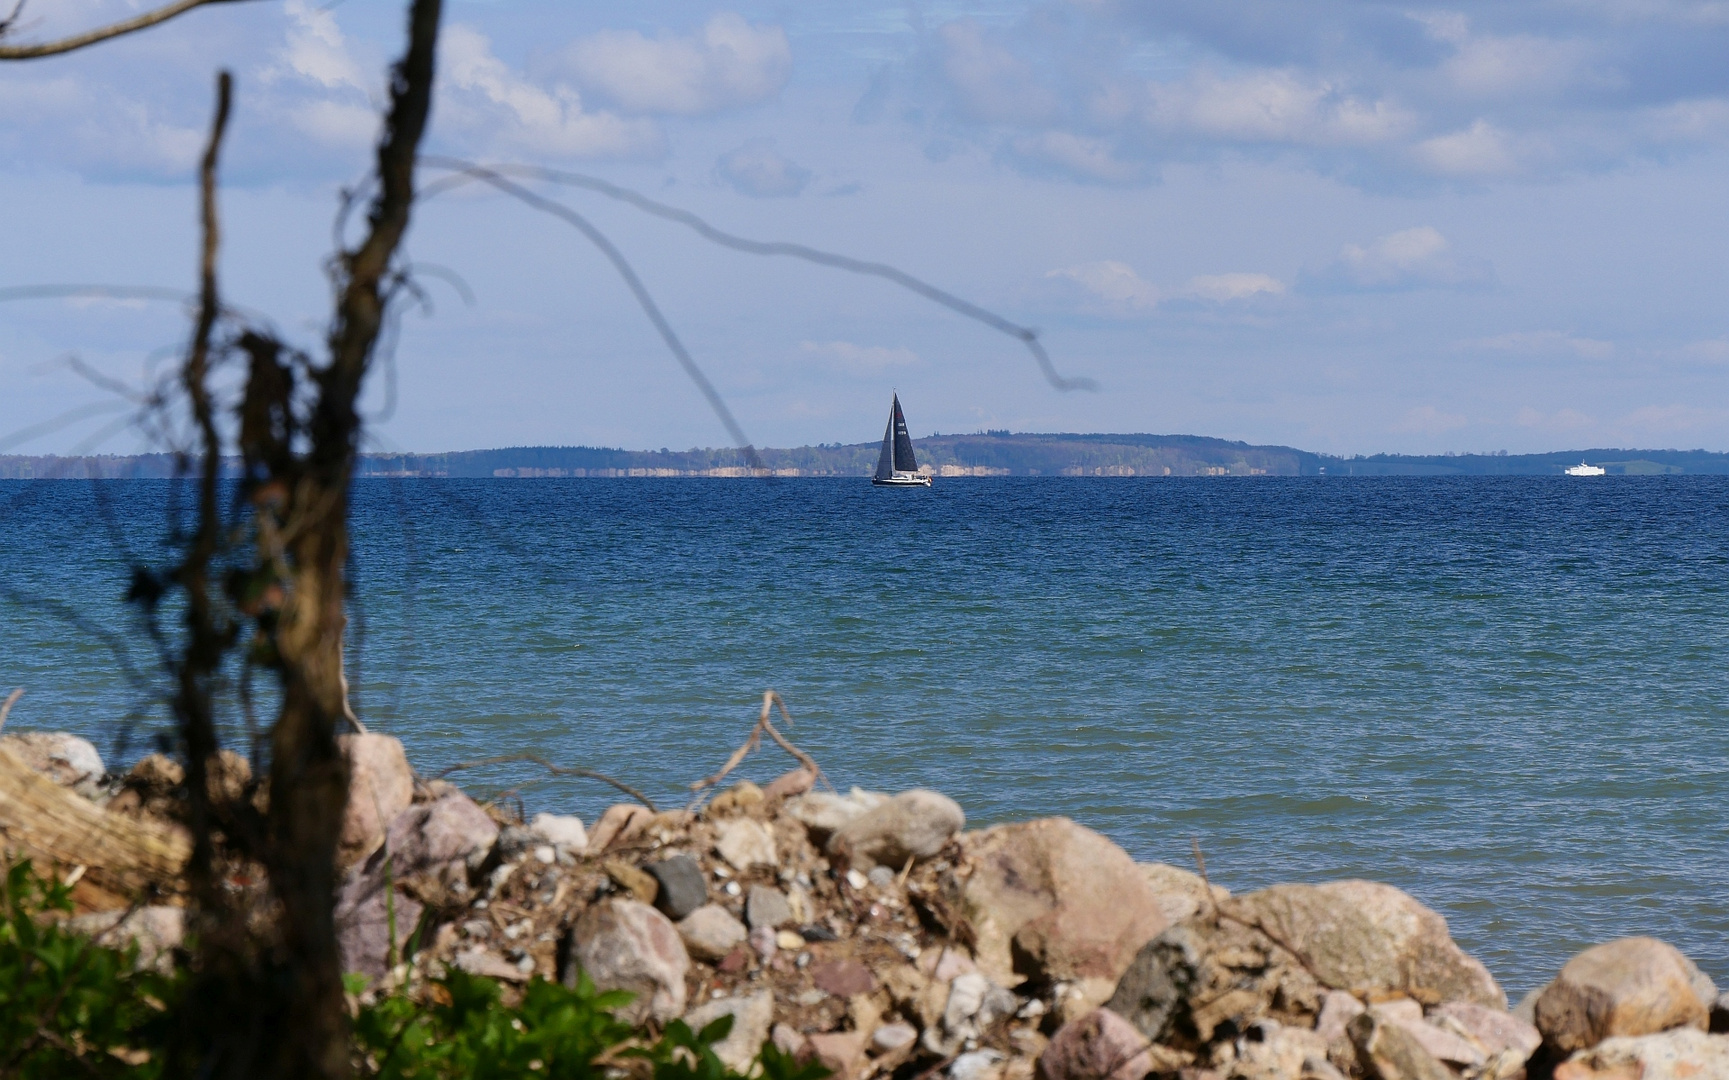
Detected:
left=0, top=745, right=189, bottom=909
left=686, top=690, right=826, bottom=813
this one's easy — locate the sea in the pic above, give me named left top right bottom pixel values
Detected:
left=2, top=475, right=1727, bottom=997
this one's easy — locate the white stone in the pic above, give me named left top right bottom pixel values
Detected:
left=683, top=991, right=775, bottom=1071
left=715, top=818, right=777, bottom=871
left=531, top=812, right=588, bottom=853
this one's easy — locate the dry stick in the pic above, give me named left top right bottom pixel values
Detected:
left=433, top=753, right=656, bottom=812
left=1190, top=838, right=1329, bottom=991
left=685, top=690, right=826, bottom=813
left=0, top=0, right=262, bottom=59
left=0, top=688, right=21, bottom=734
left=1192, top=835, right=1219, bottom=921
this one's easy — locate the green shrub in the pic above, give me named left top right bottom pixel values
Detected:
left=0, top=859, right=179, bottom=1078
left=353, top=968, right=833, bottom=1080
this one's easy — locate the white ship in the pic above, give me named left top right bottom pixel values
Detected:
left=1564, top=462, right=1606, bottom=476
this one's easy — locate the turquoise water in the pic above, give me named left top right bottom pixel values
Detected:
left=3, top=476, right=1727, bottom=994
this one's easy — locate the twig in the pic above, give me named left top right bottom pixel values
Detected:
left=685, top=691, right=826, bottom=813
left=1191, top=836, right=1218, bottom=921
left=0, top=688, right=20, bottom=734
left=0, top=0, right=261, bottom=59
left=433, top=753, right=655, bottom=812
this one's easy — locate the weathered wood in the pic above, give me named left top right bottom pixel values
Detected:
left=0, top=745, right=189, bottom=905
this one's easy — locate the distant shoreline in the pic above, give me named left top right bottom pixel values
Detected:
left=4, top=432, right=1727, bottom=479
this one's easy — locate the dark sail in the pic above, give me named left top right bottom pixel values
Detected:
left=891, top=395, right=918, bottom=473
left=874, top=403, right=896, bottom=481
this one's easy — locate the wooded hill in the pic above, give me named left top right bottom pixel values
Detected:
left=5, top=435, right=1729, bottom=479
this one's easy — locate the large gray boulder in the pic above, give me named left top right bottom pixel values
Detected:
left=1226, top=881, right=1504, bottom=1008
left=384, top=790, right=498, bottom=886
left=827, top=789, right=964, bottom=871
left=569, top=898, right=690, bottom=1024
left=952, top=817, right=1171, bottom=1010
left=1535, top=937, right=1711, bottom=1053
left=1107, top=913, right=1323, bottom=1047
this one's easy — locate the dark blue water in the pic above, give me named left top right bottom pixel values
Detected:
left=3, top=476, right=1727, bottom=995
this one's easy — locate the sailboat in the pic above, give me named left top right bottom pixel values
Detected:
left=872, top=392, right=933, bottom=487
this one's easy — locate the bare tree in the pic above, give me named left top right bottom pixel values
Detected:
left=3, top=0, right=442, bottom=1074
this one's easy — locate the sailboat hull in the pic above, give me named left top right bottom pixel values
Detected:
left=872, top=474, right=932, bottom=487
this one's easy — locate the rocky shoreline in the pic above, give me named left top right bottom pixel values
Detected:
left=5, top=726, right=1728, bottom=1080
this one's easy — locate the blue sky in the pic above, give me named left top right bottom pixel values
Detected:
left=4, top=0, right=1729, bottom=455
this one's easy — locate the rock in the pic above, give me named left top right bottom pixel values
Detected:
left=1515, top=985, right=1548, bottom=1025
left=715, top=818, right=777, bottom=871
left=568, top=898, right=689, bottom=1024
left=774, top=1023, right=809, bottom=1058
left=868, top=866, right=897, bottom=888
left=813, top=958, right=878, bottom=998
left=952, top=1050, right=1007, bottom=1080
left=129, top=753, right=183, bottom=788
left=1108, top=916, right=1323, bottom=1046
left=1139, top=862, right=1230, bottom=925
left=334, top=856, right=425, bottom=978
left=1535, top=938, right=1711, bottom=1053
left=783, top=789, right=887, bottom=843
left=1226, top=881, right=1505, bottom=1008
left=677, top=904, right=749, bottom=961
left=1316, top=991, right=1367, bottom=1043
left=589, top=803, right=653, bottom=852
left=1233, top=1020, right=1330, bottom=1080
left=683, top=990, right=775, bottom=1071
left=955, top=817, right=1171, bottom=1007
left=808, top=1030, right=870, bottom=1080
left=1430, top=1001, right=1541, bottom=1060
left=530, top=812, right=587, bottom=853
left=1364, top=1003, right=1483, bottom=1069
left=455, top=947, right=529, bottom=983
left=749, top=925, right=777, bottom=958
left=763, top=767, right=816, bottom=800
left=874, top=1023, right=919, bottom=1053
left=385, top=790, right=498, bottom=885
left=647, top=855, right=707, bottom=919
left=1349, top=1011, right=1456, bottom=1080
left=776, top=929, right=805, bottom=950
left=605, top=860, right=660, bottom=904
left=928, top=971, right=1019, bottom=1053
left=2, top=732, right=104, bottom=797
left=70, top=906, right=184, bottom=973
left=746, top=885, right=793, bottom=929
left=337, top=733, right=413, bottom=865
left=1038, top=1008, right=1159, bottom=1080
left=709, top=781, right=765, bottom=817
left=1553, top=1028, right=1729, bottom=1080
left=829, top=789, right=964, bottom=870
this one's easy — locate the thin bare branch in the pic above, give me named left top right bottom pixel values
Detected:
left=688, top=691, right=825, bottom=811
left=420, top=157, right=1099, bottom=392
left=0, top=0, right=257, bottom=60
left=0, top=688, right=21, bottom=734
left=433, top=753, right=656, bottom=812
left=412, top=162, right=768, bottom=473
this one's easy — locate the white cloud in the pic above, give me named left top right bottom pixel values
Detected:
left=273, top=0, right=369, bottom=93
left=800, top=341, right=919, bottom=373
left=1183, top=272, right=1285, bottom=301
left=939, top=21, right=1059, bottom=125
left=715, top=139, right=811, bottom=197
left=1141, top=69, right=1412, bottom=147
left=1464, top=331, right=1615, bottom=358
left=563, top=13, right=790, bottom=116
left=439, top=25, right=662, bottom=160
left=1313, top=226, right=1494, bottom=291
left=1412, top=120, right=1525, bottom=176
left=1010, top=131, right=1142, bottom=183
left=0, top=76, right=202, bottom=175
left=1395, top=405, right=1469, bottom=435
left=1047, top=261, right=1162, bottom=308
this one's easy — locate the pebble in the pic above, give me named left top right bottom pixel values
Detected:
left=533, top=845, right=555, bottom=864
left=749, top=925, right=778, bottom=958
left=846, top=869, right=869, bottom=890
left=776, top=930, right=806, bottom=950
left=874, top=1023, right=918, bottom=1052
left=647, top=855, right=709, bottom=920
left=868, top=865, right=897, bottom=888
left=747, top=885, right=794, bottom=930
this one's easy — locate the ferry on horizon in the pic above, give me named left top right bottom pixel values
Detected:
left=872, top=392, right=932, bottom=487
left=1565, top=462, right=1606, bottom=476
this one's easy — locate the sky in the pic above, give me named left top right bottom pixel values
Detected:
left=3, top=0, right=1729, bottom=456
